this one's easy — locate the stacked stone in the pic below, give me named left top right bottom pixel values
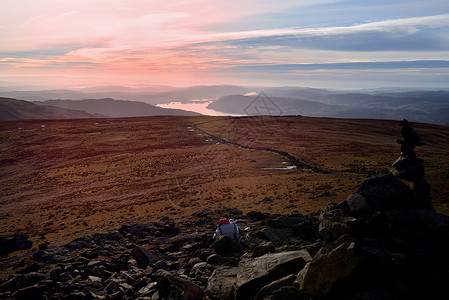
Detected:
left=389, top=119, right=433, bottom=209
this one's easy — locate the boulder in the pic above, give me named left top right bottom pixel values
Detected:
left=264, top=286, right=307, bottom=300
left=206, top=254, right=220, bottom=265
left=211, top=236, right=237, bottom=256
left=65, top=237, right=93, bottom=251
left=235, top=250, right=311, bottom=300
left=296, top=242, right=359, bottom=297
left=255, top=274, right=296, bottom=300
left=357, top=175, right=415, bottom=210
left=206, top=266, right=238, bottom=300
left=347, top=194, right=370, bottom=214
left=253, top=228, right=293, bottom=242
left=390, top=156, right=424, bottom=182
left=130, top=247, right=157, bottom=269
left=154, top=260, right=169, bottom=271
left=155, top=269, right=203, bottom=300
left=252, top=242, right=275, bottom=257
left=318, top=203, right=357, bottom=243
left=189, top=262, right=208, bottom=278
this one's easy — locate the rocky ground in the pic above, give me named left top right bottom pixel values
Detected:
left=1, top=172, right=449, bottom=299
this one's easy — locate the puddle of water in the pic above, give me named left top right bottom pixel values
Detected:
left=261, top=165, right=297, bottom=170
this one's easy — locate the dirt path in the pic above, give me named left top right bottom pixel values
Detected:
left=192, top=118, right=329, bottom=174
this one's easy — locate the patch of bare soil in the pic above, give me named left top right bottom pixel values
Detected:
left=1, top=116, right=448, bottom=247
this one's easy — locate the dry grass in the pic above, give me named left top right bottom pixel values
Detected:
left=1, top=116, right=448, bottom=247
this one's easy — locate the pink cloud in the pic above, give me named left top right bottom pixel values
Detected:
left=2, top=1, right=447, bottom=87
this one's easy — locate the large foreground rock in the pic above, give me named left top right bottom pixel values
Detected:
left=296, top=242, right=359, bottom=297
left=206, top=266, right=238, bottom=300
left=235, top=250, right=311, bottom=300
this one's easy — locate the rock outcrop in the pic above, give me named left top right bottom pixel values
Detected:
left=1, top=199, right=448, bottom=299
left=1, top=120, right=448, bottom=299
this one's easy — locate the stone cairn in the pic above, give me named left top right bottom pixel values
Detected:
left=389, top=119, right=433, bottom=210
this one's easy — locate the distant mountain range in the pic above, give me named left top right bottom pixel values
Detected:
left=1, top=85, right=448, bottom=125
left=0, top=98, right=200, bottom=120
left=0, top=97, right=103, bottom=120
left=34, top=98, right=200, bottom=118
left=0, top=85, right=254, bottom=104
left=208, top=88, right=449, bottom=126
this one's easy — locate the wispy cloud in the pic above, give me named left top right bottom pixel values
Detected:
left=1, top=1, right=448, bottom=87
left=235, top=60, right=449, bottom=71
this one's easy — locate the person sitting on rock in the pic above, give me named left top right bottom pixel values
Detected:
left=214, top=218, right=240, bottom=243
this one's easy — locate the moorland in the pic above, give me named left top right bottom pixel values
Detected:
left=1, top=115, right=448, bottom=249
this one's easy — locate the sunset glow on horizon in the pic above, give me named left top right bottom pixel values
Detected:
left=1, top=0, right=449, bottom=89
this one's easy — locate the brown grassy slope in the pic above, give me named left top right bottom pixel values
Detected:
left=0, top=116, right=448, bottom=247
left=0, top=97, right=102, bottom=120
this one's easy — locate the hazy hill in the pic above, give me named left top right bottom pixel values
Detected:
left=0, top=97, right=103, bottom=120
left=208, top=90, right=449, bottom=125
left=208, top=94, right=342, bottom=117
left=2, top=85, right=449, bottom=124
left=35, top=98, right=201, bottom=117
left=0, top=85, right=254, bottom=104
left=261, top=86, right=332, bottom=100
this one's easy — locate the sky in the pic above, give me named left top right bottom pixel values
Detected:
left=1, top=0, right=449, bottom=89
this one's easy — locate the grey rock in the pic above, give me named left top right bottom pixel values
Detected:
left=254, top=228, right=293, bottom=242
left=138, top=282, right=157, bottom=296
left=88, top=275, right=102, bottom=283
left=211, top=235, right=237, bottom=256
left=65, top=237, right=93, bottom=251
left=130, top=247, right=157, bottom=269
left=235, top=250, right=311, bottom=300
left=206, top=254, right=239, bottom=266
left=390, top=156, right=424, bottom=182
left=347, top=194, right=370, bottom=214
left=98, top=230, right=123, bottom=242
left=206, top=266, right=238, bottom=300
left=319, top=211, right=356, bottom=243
left=255, top=274, right=296, bottom=300
left=206, top=254, right=220, bottom=265
left=189, top=262, right=208, bottom=278
left=265, top=286, right=307, bottom=300
left=226, top=207, right=243, bottom=215
left=252, top=242, right=275, bottom=257
left=155, top=269, right=203, bottom=300
left=296, top=242, right=359, bottom=297
left=357, top=175, right=414, bottom=210
left=187, top=256, right=203, bottom=266
left=306, top=242, right=323, bottom=258
left=154, top=260, right=169, bottom=271
left=120, top=223, right=151, bottom=237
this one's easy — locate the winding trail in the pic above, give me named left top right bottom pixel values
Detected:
left=191, top=118, right=330, bottom=174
